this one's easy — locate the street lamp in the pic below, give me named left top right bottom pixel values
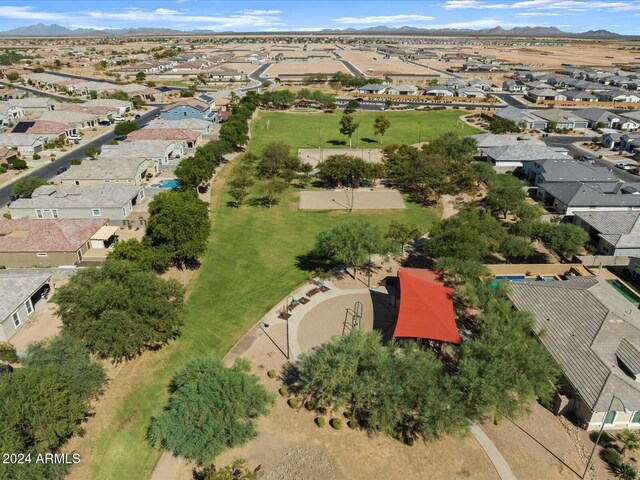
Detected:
left=418, top=121, right=423, bottom=145
left=582, top=394, right=629, bottom=479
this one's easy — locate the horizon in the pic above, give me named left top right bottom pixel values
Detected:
left=0, top=1, right=638, bottom=35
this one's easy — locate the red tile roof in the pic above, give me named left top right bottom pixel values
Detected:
left=126, top=128, right=200, bottom=142
left=0, top=219, right=107, bottom=253
left=13, top=120, right=70, bottom=134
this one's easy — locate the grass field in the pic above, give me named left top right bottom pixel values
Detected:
left=248, top=109, right=478, bottom=153
left=72, top=111, right=455, bottom=480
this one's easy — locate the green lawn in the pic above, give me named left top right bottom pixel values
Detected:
left=76, top=111, right=457, bottom=480
left=248, top=110, right=478, bottom=153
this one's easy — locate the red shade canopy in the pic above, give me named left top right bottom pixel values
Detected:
left=393, top=268, right=460, bottom=344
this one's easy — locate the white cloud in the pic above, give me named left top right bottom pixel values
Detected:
left=297, top=26, right=326, bottom=31
left=0, top=5, right=71, bottom=21
left=443, top=0, right=640, bottom=11
left=332, top=14, right=435, bottom=24
left=237, top=9, right=283, bottom=15
left=514, top=12, right=563, bottom=16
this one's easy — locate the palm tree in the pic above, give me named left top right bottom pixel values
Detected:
left=618, top=429, right=640, bottom=454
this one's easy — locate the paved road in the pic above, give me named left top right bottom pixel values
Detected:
left=0, top=80, right=77, bottom=102
left=406, top=59, right=464, bottom=79
left=247, top=62, right=274, bottom=87
left=0, top=104, right=163, bottom=206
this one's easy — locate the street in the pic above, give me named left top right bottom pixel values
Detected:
left=0, top=104, right=163, bottom=206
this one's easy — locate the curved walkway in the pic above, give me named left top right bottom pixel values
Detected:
left=471, top=424, right=518, bottom=480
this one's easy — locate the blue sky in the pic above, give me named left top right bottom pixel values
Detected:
left=0, top=1, right=639, bottom=34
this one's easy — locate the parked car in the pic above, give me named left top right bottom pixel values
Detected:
left=66, top=134, right=82, bottom=142
left=580, top=155, right=595, bottom=164
left=98, top=120, right=111, bottom=126
left=630, top=168, right=640, bottom=176
left=616, top=163, right=632, bottom=170
left=56, top=166, right=67, bottom=175
left=134, top=114, right=141, bottom=119
left=112, top=115, right=126, bottom=122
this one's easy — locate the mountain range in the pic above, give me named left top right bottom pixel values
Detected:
left=0, top=23, right=623, bottom=38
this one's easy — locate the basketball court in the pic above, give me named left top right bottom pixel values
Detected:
left=299, top=189, right=405, bottom=210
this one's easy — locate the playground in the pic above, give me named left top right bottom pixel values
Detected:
left=299, top=189, right=406, bottom=210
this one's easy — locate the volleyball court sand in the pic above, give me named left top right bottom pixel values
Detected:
left=299, top=189, right=405, bottom=210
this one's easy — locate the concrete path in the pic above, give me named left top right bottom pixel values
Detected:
left=471, top=424, right=517, bottom=480
left=440, top=195, right=458, bottom=220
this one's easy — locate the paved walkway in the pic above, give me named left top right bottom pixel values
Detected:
left=471, top=424, right=517, bottom=480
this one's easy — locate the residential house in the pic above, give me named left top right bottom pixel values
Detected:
left=457, top=87, right=486, bottom=98
left=145, top=118, right=213, bottom=134
left=564, top=90, right=598, bottom=102
left=523, top=158, right=618, bottom=185
left=100, top=140, right=184, bottom=168
left=208, top=66, right=244, bottom=82
left=38, top=110, right=100, bottom=130
left=423, top=86, right=455, bottom=97
left=0, top=274, right=51, bottom=341
left=494, top=106, right=548, bottom=130
left=573, top=211, right=640, bottom=256
left=0, top=148, right=18, bottom=164
left=534, top=109, right=589, bottom=131
left=537, top=181, right=640, bottom=215
left=502, top=80, right=527, bottom=93
left=508, top=277, right=640, bottom=431
left=386, top=84, right=418, bottom=95
left=620, top=134, right=640, bottom=153
left=7, top=97, right=58, bottom=116
left=82, top=98, right=132, bottom=114
left=579, top=108, right=627, bottom=129
left=0, top=103, right=24, bottom=126
left=601, top=133, right=625, bottom=150
left=595, top=90, right=640, bottom=103
left=159, top=98, right=217, bottom=122
left=356, top=84, right=387, bottom=94
left=0, top=218, right=111, bottom=267
left=59, top=157, right=155, bottom=186
left=480, top=142, right=567, bottom=171
left=11, top=120, right=76, bottom=141
left=0, top=133, right=44, bottom=154
left=9, top=184, right=146, bottom=227
left=125, top=128, right=202, bottom=148
left=471, top=133, right=546, bottom=149
left=525, top=89, right=567, bottom=103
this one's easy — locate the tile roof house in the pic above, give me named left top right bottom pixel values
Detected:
left=9, top=184, right=145, bottom=226
left=0, top=133, right=45, bottom=154
left=159, top=98, right=217, bottom=122
left=99, top=140, right=183, bottom=167
left=537, top=181, right=640, bottom=215
left=494, top=106, right=548, bottom=130
left=523, top=158, right=618, bottom=185
left=573, top=211, right=640, bottom=256
left=508, top=277, right=640, bottom=430
left=7, top=97, right=59, bottom=115
left=525, top=88, right=567, bottom=103
left=0, top=273, right=51, bottom=341
left=11, top=120, right=76, bottom=139
left=0, top=218, right=108, bottom=267
left=59, top=157, right=155, bottom=186
left=125, top=128, right=202, bottom=148
left=479, top=142, right=567, bottom=171
left=38, top=110, right=100, bottom=129
left=356, top=84, right=388, bottom=94
left=471, top=133, right=545, bottom=149
left=533, top=109, right=589, bottom=130
left=579, top=108, right=627, bottom=129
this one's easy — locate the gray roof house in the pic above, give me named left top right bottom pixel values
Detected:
left=9, top=184, right=145, bottom=226
left=533, top=109, right=589, bottom=131
left=564, top=90, right=598, bottom=102
left=471, top=133, right=545, bottom=149
left=525, top=88, right=567, bottom=102
left=0, top=273, right=51, bottom=341
left=494, top=106, right=548, bottom=130
left=573, top=211, right=640, bottom=256
left=537, top=181, right=640, bottom=215
left=508, top=277, right=640, bottom=430
left=479, top=143, right=567, bottom=171
left=386, top=84, right=418, bottom=95
left=356, top=84, right=387, bottom=94
left=578, top=108, right=624, bottom=129
left=523, top=158, right=617, bottom=185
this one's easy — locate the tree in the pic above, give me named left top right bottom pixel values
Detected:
left=436, top=257, right=490, bottom=287
left=114, top=121, right=140, bottom=136
left=488, top=117, right=520, bottom=134
left=148, top=357, right=273, bottom=465
left=339, top=114, right=359, bottom=147
left=195, top=460, right=258, bottom=480
left=257, top=142, right=295, bottom=179
left=6, top=71, right=20, bottom=82
left=344, top=99, right=360, bottom=113
left=314, top=220, right=389, bottom=277
left=228, top=169, right=255, bottom=208
left=84, top=145, right=102, bottom=159
left=618, top=429, right=640, bottom=454
left=144, top=190, right=211, bottom=266
left=486, top=182, right=526, bottom=219
left=219, top=119, right=249, bottom=148
left=109, top=90, right=129, bottom=101
left=108, top=238, right=169, bottom=272
left=255, top=178, right=287, bottom=209
left=12, top=176, right=46, bottom=197
left=316, top=154, right=367, bottom=187
left=136, top=71, right=146, bottom=82
left=0, top=341, right=18, bottom=363
left=53, top=259, right=184, bottom=361
left=89, top=89, right=98, bottom=99
left=10, top=158, right=27, bottom=170
left=386, top=220, right=420, bottom=252
left=470, top=162, right=496, bottom=187
left=373, top=115, right=391, bottom=144
left=499, top=235, right=535, bottom=260
left=175, top=152, right=215, bottom=191
left=535, top=222, right=589, bottom=258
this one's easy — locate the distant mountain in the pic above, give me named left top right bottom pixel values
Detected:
left=0, top=23, right=624, bottom=38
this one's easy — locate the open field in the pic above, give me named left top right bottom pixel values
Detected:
left=338, top=50, right=438, bottom=76
left=264, top=60, right=350, bottom=76
left=65, top=111, right=445, bottom=480
left=248, top=110, right=478, bottom=153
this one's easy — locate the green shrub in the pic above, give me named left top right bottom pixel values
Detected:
left=613, top=461, right=637, bottom=480
left=405, top=437, right=414, bottom=447
left=0, top=166, right=6, bottom=174
left=11, top=158, right=27, bottom=169
left=304, top=400, right=316, bottom=411
left=347, top=420, right=356, bottom=429
left=278, top=386, right=288, bottom=397
left=315, top=417, right=325, bottom=428
left=70, top=158, right=82, bottom=166
left=267, top=369, right=276, bottom=378
left=2, top=213, right=10, bottom=219
left=32, top=153, right=41, bottom=160
left=287, top=398, right=298, bottom=408
left=318, top=406, right=327, bottom=415
left=329, top=418, right=343, bottom=430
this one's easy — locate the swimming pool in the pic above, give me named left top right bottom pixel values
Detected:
left=150, top=179, right=179, bottom=190
left=491, top=275, right=558, bottom=290
left=607, top=279, right=640, bottom=305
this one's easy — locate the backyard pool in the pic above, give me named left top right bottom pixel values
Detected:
left=150, top=179, right=179, bottom=190
left=491, top=275, right=558, bottom=290
left=607, top=279, right=640, bottom=305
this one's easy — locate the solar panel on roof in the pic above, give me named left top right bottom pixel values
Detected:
left=11, top=121, right=35, bottom=133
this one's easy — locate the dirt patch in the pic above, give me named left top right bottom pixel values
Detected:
left=264, top=445, right=351, bottom=480
left=299, top=189, right=405, bottom=210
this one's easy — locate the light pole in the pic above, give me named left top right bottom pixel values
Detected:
left=418, top=121, right=423, bottom=145
left=582, top=394, right=628, bottom=479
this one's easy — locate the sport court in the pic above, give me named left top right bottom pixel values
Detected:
left=299, top=189, right=405, bottom=210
